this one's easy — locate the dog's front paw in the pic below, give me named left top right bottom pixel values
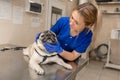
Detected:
left=35, top=68, right=45, bottom=75
left=23, top=48, right=29, bottom=56
left=65, top=64, right=72, bottom=70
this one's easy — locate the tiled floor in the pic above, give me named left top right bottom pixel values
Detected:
left=75, top=60, right=120, bottom=80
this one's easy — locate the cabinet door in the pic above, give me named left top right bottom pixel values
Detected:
left=46, top=0, right=66, bottom=29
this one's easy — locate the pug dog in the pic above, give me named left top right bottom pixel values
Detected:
left=23, top=30, right=72, bottom=75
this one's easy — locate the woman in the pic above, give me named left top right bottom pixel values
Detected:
left=43, top=2, right=98, bottom=62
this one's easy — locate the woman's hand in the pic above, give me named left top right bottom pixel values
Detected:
left=44, top=41, right=63, bottom=54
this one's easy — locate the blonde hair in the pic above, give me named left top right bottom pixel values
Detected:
left=73, top=2, right=98, bottom=29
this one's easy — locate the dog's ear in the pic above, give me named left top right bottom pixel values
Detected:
left=36, top=33, right=41, bottom=43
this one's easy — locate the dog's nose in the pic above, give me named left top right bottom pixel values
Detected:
left=52, top=41, right=56, bottom=44
left=51, top=39, right=57, bottom=44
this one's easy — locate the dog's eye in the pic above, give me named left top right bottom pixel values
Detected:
left=41, top=35, right=44, bottom=37
left=51, top=34, right=56, bottom=38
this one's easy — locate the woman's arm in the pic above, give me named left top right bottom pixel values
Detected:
left=59, top=50, right=81, bottom=61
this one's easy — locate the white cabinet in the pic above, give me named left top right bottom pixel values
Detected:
left=105, top=29, right=120, bottom=69
left=111, top=29, right=120, bottom=39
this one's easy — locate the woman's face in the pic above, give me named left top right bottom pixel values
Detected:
left=70, top=10, right=85, bottom=34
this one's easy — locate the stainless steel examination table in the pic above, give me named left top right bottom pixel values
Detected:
left=0, top=44, right=88, bottom=80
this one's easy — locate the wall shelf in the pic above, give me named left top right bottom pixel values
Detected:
left=102, top=12, right=120, bottom=15
left=97, top=2, right=120, bottom=5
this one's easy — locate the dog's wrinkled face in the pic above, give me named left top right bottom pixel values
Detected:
left=39, top=30, right=57, bottom=44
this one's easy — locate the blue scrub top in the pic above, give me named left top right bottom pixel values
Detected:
left=50, top=17, right=93, bottom=54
